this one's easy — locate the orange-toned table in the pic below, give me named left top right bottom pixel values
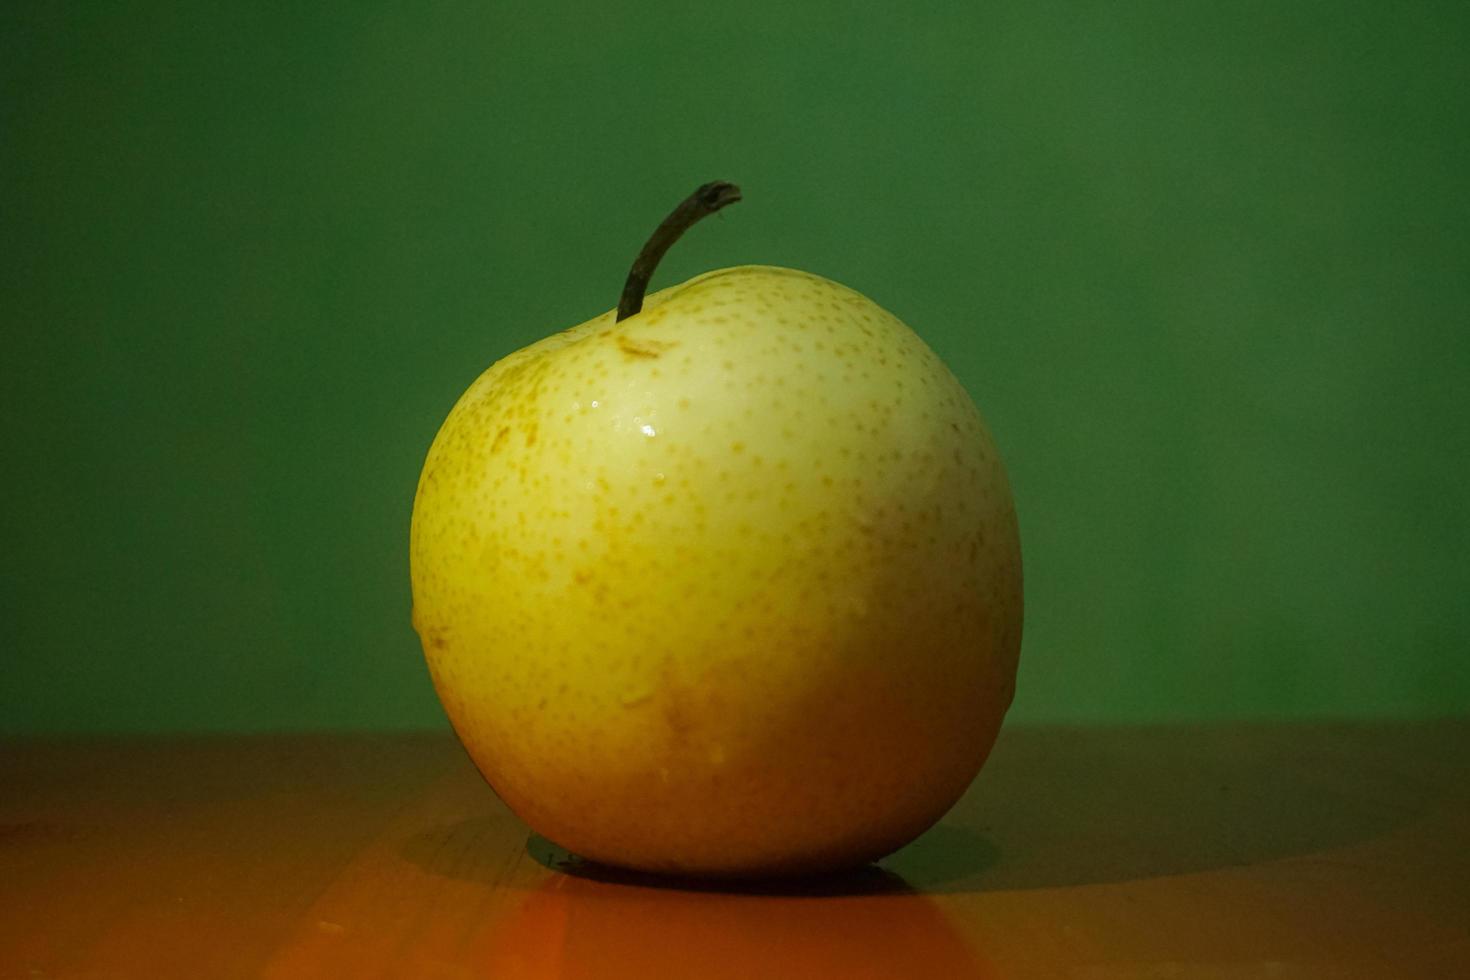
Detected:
left=3, top=721, right=1468, bottom=978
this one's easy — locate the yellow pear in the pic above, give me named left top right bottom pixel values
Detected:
left=410, top=183, right=1022, bottom=877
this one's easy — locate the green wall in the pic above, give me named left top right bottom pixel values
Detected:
left=3, top=2, right=1467, bottom=733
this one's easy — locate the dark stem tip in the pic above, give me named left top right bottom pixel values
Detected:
left=694, top=180, right=743, bottom=213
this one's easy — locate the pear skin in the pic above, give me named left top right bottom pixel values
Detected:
left=410, top=265, right=1022, bottom=876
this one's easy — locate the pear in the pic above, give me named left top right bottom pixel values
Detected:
left=410, top=183, right=1022, bottom=877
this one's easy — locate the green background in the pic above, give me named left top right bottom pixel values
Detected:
left=3, top=2, right=1467, bottom=734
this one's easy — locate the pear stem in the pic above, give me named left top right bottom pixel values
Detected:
left=617, top=181, right=742, bottom=321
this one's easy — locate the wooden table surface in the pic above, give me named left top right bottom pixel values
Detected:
left=3, top=721, right=1467, bottom=979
